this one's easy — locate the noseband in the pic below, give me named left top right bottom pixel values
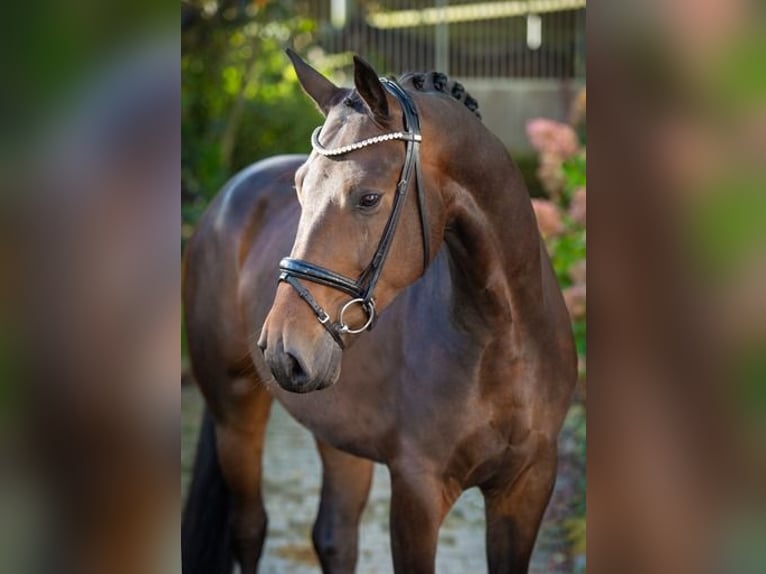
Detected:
left=278, top=78, right=429, bottom=349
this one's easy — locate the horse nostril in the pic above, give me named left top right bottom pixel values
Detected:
left=256, top=330, right=267, bottom=353
left=285, top=352, right=308, bottom=383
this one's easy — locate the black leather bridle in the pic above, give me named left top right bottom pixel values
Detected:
left=278, top=78, right=430, bottom=349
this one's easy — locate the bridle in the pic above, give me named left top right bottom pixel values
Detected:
left=278, top=78, right=430, bottom=349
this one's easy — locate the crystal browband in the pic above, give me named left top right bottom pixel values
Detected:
left=311, top=126, right=422, bottom=157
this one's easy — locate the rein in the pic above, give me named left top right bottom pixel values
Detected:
left=278, top=78, right=430, bottom=348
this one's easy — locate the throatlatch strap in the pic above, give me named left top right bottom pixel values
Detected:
left=413, top=142, right=430, bottom=270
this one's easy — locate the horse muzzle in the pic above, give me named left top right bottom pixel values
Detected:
left=257, top=324, right=342, bottom=393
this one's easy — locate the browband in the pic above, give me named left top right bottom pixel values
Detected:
left=311, top=127, right=421, bottom=157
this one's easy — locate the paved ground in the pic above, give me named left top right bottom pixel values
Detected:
left=182, top=385, right=584, bottom=573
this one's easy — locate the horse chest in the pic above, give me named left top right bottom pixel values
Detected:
left=275, top=307, right=503, bottom=468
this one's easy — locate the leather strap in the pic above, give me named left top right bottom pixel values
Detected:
left=279, top=273, right=346, bottom=349
left=279, top=258, right=361, bottom=298
left=414, top=141, right=430, bottom=270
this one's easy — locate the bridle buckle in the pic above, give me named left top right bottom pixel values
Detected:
left=317, top=310, right=331, bottom=325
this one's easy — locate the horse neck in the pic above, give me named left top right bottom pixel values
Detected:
left=430, top=115, right=544, bottom=340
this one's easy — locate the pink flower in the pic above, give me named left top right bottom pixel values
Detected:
left=569, top=259, right=586, bottom=285
left=531, top=199, right=564, bottom=238
left=563, top=284, right=586, bottom=319
left=526, top=118, right=580, bottom=159
left=568, top=187, right=586, bottom=225
left=537, top=153, right=566, bottom=198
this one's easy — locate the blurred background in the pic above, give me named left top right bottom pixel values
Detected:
left=181, top=0, right=586, bottom=572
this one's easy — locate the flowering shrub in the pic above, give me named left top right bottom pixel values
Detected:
left=527, top=117, right=582, bottom=201
left=527, top=117, right=581, bottom=159
left=526, top=109, right=586, bottom=360
left=526, top=91, right=586, bottom=571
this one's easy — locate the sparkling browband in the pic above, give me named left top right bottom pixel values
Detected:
left=311, top=126, right=422, bottom=157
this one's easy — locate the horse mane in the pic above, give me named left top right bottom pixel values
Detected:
left=397, top=72, right=482, bottom=120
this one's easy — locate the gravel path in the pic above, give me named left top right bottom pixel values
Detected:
left=182, top=385, right=583, bottom=573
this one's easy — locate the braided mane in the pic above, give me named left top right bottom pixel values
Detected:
left=398, top=72, right=482, bottom=120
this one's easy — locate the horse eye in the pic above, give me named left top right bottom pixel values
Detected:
left=358, top=193, right=381, bottom=209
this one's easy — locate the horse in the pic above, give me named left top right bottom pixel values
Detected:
left=182, top=50, right=576, bottom=574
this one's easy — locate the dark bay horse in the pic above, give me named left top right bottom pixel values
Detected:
left=182, top=50, right=576, bottom=574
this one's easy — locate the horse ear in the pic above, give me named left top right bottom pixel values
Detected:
left=286, top=48, right=341, bottom=116
left=353, top=55, right=389, bottom=122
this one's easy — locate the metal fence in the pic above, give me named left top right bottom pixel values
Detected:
left=302, top=0, right=586, bottom=79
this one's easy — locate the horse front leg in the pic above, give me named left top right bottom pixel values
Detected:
left=312, top=440, right=374, bottom=574
left=481, top=441, right=558, bottom=574
left=388, top=465, right=458, bottom=574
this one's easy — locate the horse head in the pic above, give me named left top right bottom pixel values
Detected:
left=258, top=52, right=459, bottom=393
